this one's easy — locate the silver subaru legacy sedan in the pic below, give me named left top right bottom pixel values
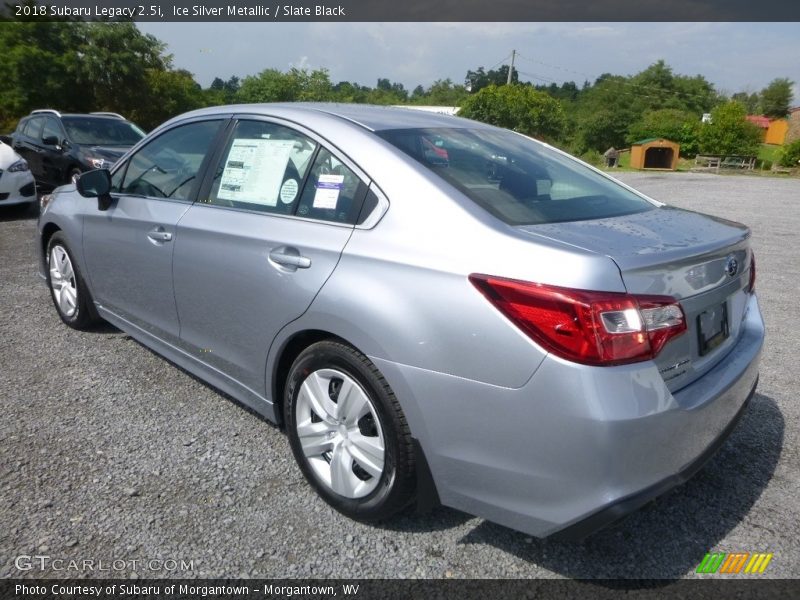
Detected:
left=37, top=104, right=763, bottom=539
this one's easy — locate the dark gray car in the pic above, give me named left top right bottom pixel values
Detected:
left=37, top=104, right=763, bottom=539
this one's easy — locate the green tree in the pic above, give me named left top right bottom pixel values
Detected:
left=465, top=65, right=517, bottom=93
left=627, top=108, right=702, bottom=156
left=699, top=101, right=762, bottom=156
left=459, top=84, right=566, bottom=141
left=415, top=79, right=468, bottom=106
left=74, top=23, right=168, bottom=117
left=759, top=78, right=794, bottom=118
left=237, top=69, right=299, bottom=102
left=731, top=91, right=760, bottom=114
left=135, top=69, right=204, bottom=130
left=0, top=19, right=203, bottom=131
left=0, top=21, right=83, bottom=130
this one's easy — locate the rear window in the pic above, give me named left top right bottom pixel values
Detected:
left=61, top=117, right=145, bottom=146
left=378, top=127, right=654, bottom=225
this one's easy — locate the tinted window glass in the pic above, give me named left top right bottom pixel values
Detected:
left=120, top=120, right=222, bottom=200
left=61, top=117, right=145, bottom=146
left=205, top=120, right=317, bottom=214
left=296, top=147, right=367, bottom=224
left=378, top=128, right=654, bottom=225
left=42, top=118, right=61, bottom=142
left=23, top=117, right=44, bottom=140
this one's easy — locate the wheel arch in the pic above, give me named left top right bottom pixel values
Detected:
left=270, top=329, right=347, bottom=428
left=41, top=222, right=62, bottom=259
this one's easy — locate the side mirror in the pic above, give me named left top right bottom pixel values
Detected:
left=76, top=168, right=113, bottom=211
left=42, top=135, right=60, bottom=146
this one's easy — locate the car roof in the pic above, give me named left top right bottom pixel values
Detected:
left=172, top=103, right=487, bottom=132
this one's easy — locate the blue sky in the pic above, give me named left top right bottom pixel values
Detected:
left=138, top=22, right=800, bottom=103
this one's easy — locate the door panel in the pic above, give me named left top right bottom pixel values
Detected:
left=83, top=197, right=191, bottom=343
left=81, top=119, right=225, bottom=343
left=172, top=204, right=352, bottom=395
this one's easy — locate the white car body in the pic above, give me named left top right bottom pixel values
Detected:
left=0, top=141, right=36, bottom=207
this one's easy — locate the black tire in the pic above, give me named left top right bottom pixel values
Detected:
left=285, top=340, right=416, bottom=521
left=45, top=232, right=100, bottom=330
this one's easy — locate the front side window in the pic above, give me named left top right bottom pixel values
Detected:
left=378, top=128, right=655, bottom=226
left=119, top=120, right=222, bottom=200
left=23, top=117, right=44, bottom=140
left=206, top=120, right=317, bottom=215
left=42, top=118, right=62, bottom=143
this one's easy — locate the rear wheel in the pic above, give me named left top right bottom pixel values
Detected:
left=285, top=341, right=416, bottom=521
left=46, top=232, right=100, bottom=329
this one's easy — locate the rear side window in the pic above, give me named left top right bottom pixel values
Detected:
left=204, top=120, right=367, bottom=224
left=205, top=120, right=317, bottom=215
left=378, top=127, right=654, bottom=226
left=120, top=120, right=222, bottom=200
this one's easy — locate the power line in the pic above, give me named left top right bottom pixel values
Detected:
left=514, top=51, right=716, bottom=105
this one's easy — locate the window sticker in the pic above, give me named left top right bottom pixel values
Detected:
left=280, top=179, right=298, bottom=204
left=312, top=173, right=344, bottom=210
left=218, top=138, right=295, bottom=206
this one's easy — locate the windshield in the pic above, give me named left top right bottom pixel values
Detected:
left=378, top=127, right=655, bottom=226
left=62, top=117, right=145, bottom=146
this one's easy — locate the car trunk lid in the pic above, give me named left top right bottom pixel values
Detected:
left=517, top=206, right=754, bottom=391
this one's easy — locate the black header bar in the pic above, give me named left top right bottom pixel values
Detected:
left=3, top=0, right=800, bottom=22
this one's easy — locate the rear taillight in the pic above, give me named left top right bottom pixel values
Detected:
left=748, top=252, right=756, bottom=294
left=469, top=274, right=687, bottom=366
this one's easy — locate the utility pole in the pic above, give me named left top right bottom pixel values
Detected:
left=506, top=49, right=516, bottom=85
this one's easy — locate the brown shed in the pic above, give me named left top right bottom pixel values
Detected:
left=630, top=138, right=680, bottom=170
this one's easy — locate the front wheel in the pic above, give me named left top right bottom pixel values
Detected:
left=46, top=232, right=100, bottom=329
left=285, top=341, right=416, bottom=521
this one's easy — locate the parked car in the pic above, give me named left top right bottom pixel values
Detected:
left=36, top=104, right=763, bottom=539
left=11, top=110, right=145, bottom=190
left=0, top=139, right=36, bottom=209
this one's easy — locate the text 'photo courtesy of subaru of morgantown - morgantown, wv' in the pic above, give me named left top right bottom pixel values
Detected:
left=36, top=103, right=763, bottom=540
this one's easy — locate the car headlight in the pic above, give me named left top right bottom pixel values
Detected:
left=88, top=157, right=110, bottom=169
left=8, top=158, right=29, bottom=172
left=40, top=193, right=54, bottom=211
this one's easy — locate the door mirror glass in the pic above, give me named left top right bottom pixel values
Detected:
left=76, top=169, right=112, bottom=198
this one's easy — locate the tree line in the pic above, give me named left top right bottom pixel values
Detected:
left=0, top=20, right=795, bottom=163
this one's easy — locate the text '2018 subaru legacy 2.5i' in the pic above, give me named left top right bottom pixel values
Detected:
left=37, top=104, right=763, bottom=539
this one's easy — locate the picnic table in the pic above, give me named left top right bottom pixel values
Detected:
left=694, top=154, right=756, bottom=173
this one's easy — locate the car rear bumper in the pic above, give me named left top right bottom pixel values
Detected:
left=372, top=293, right=764, bottom=538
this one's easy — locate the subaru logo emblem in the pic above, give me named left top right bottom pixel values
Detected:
left=725, top=256, right=739, bottom=277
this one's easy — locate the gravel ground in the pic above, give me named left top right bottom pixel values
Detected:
left=1, top=172, right=798, bottom=581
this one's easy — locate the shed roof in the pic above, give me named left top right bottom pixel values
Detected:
left=746, top=115, right=770, bottom=128
left=632, top=137, right=677, bottom=145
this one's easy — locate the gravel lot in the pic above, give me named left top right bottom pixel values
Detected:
left=1, top=172, right=798, bottom=581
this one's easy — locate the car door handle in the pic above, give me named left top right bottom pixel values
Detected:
left=147, top=228, right=173, bottom=242
left=269, top=247, right=311, bottom=269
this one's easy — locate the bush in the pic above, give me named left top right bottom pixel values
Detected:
left=579, top=149, right=602, bottom=166
left=778, top=139, right=800, bottom=168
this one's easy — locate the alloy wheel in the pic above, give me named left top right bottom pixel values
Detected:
left=49, top=245, right=78, bottom=318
